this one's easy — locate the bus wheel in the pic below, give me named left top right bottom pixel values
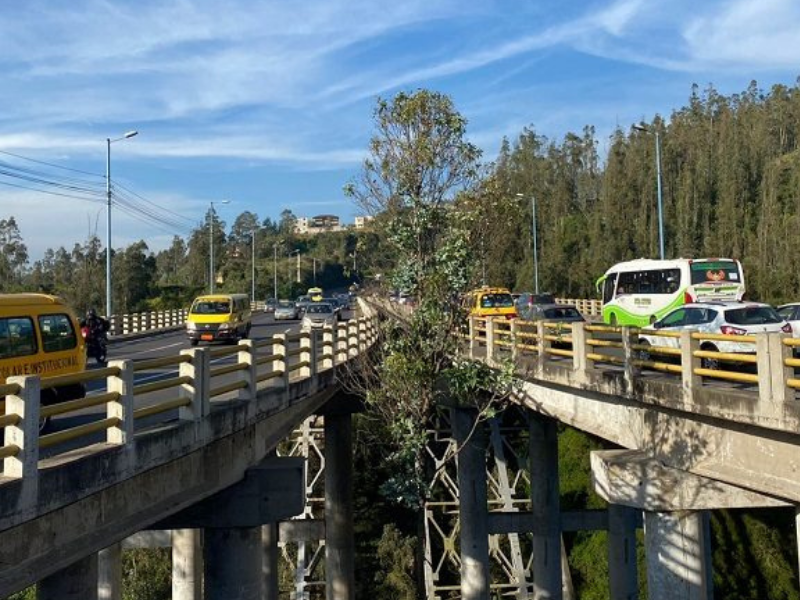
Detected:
left=609, top=314, right=617, bottom=326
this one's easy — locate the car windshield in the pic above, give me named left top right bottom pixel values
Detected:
left=480, top=293, right=514, bottom=308
left=724, top=306, right=782, bottom=325
left=277, top=301, right=293, bottom=308
left=542, top=307, right=582, bottom=320
left=307, top=304, right=333, bottom=315
left=192, top=301, right=230, bottom=315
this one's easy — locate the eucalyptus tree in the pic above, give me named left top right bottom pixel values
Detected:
left=0, top=217, right=28, bottom=291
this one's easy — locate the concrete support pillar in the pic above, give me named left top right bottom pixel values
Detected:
left=452, top=406, right=490, bottom=600
left=262, top=523, right=280, bottom=600
left=98, top=543, right=122, bottom=600
left=324, top=412, right=355, bottom=600
left=608, top=504, right=638, bottom=600
left=173, top=529, right=203, bottom=600
left=204, top=527, right=262, bottom=600
left=529, top=412, right=562, bottom=600
left=38, top=554, right=98, bottom=600
left=643, top=510, right=711, bottom=600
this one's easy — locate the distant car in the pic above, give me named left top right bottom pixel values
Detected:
left=264, top=298, right=278, bottom=313
left=515, top=292, right=556, bottom=313
left=639, top=302, right=791, bottom=369
left=321, top=297, right=342, bottom=314
left=518, top=303, right=585, bottom=323
left=301, top=302, right=337, bottom=330
left=274, top=300, right=299, bottom=321
left=296, top=295, right=311, bottom=315
left=776, top=303, right=800, bottom=337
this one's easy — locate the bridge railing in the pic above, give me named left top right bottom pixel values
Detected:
left=108, top=308, right=189, bottom=337
left=555, top=297, right=602, bottom=316
left=465, top=315, right=800, bottom=431
left=0, top=314, right=379, bottom=486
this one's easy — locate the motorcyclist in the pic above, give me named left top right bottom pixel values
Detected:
left=83, top=308, right=110, bottom=339
left=81, top=308, right=110, bottom=364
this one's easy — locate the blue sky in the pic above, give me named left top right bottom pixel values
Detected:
left=1, top=0, right=799, bottom=260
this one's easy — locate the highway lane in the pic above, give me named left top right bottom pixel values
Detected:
left=41, top=307, right=354, bottom=457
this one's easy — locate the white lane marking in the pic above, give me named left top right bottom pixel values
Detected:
left=122, top=341, right=186, bottom=357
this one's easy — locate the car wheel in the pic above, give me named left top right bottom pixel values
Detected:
left=700, top=344, right=720, bottom=370
left=190, top=339, right=199, bottom=347
left=636, top=339, right=651, bottom=363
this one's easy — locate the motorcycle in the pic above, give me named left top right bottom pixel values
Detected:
left=81, top=322, right=108, bottom=366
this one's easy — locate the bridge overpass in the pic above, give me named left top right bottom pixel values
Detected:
left=1, top=299, right=799, bottom=599
left=0, top=305, right=378, bottom=600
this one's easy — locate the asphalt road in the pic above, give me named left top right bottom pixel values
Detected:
left=41, top=307, right=354, bottom=457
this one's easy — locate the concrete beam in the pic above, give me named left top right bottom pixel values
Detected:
left=488, top=509, right=640, bottom=534
left=591, top=450, right=789, bottom=511
left=153, top=457, right=305, bottom=529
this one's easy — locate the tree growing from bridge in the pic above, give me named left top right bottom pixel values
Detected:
left=344, top=89, right=515, bottom=507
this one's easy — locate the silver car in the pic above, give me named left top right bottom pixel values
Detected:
left=301, top=303, right=337, bottom=330
left=274, top=300, right=298, bottom=321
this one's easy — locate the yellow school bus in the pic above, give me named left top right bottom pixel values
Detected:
left=0, top=293, right=87, bottom=405
left=186, top=293, right=252, bottom=345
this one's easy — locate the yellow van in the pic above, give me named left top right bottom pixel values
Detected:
left=186, top=293, right=252, bottom=345
left=462, top=287, right=517, bottom=320
left=0, top=293, right=87, bottom=405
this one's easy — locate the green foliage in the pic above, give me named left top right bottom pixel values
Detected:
left=374, top=524, right=417, bottom=600
left=122, top=548, right=171, bottom=600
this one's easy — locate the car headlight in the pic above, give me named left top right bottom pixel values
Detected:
left=218, top=323, right=230, bottom=331
left=186, top=322, right=197, bottom=331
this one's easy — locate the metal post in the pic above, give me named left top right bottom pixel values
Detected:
left=296, top=250, right=301, bottom=283
left=634, top=124, right=665, bottom=259
left=251, top=229, right=256, bottom=304
left=532, top=194, right=539, bottom=295
left=106, top=138, right=112, bottom=318
left=105, top=131, right=138, bottom=318
left=209, top=203, right=215, bottom=294
left=655, top=131, right=664, bottom=260
left=273, top=243, right=278, bottom=300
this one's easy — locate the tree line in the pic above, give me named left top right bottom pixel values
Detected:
left=0, top=210, right=381, bottom=315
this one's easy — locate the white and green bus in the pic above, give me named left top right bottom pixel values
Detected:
left=596, top=258, right=745, bottom=326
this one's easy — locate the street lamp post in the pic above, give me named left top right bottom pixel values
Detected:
left=272, top=242, right=280, bottom=300
left=633, top=124, right=665, bottom=260
left=251, top=229, right=256, bottom=304
left=209, top=200, right=230, bottom=294
left=516, top=193, right=539, bottom=294
left=290, top=250, right=301, bottom=283
left=105, top=130, right=138, bottom=319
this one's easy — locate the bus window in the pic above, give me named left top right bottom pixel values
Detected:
left=602, top=275, right=616, bottom=304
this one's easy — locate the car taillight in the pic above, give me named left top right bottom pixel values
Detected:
left=684, top=291, right=694, bottom=304
left=507, top=314, right=515, bottom=320
left=720, top=325, right=746, bottom=335
left=782, top=323, right=793, bottom=334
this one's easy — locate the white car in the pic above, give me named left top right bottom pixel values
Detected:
left=639, top=302, right=791, bottom=368
left=301, top=303, right=337, bottom=330
left=776, top=303, right=800, bottom=338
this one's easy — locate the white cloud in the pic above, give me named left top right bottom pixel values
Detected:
left=683, top=0, right=800, bottom=69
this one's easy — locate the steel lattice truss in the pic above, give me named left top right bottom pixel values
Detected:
left=424, top=407, right=535, bottom=599
left=278, top=416, right=327, bottom=600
